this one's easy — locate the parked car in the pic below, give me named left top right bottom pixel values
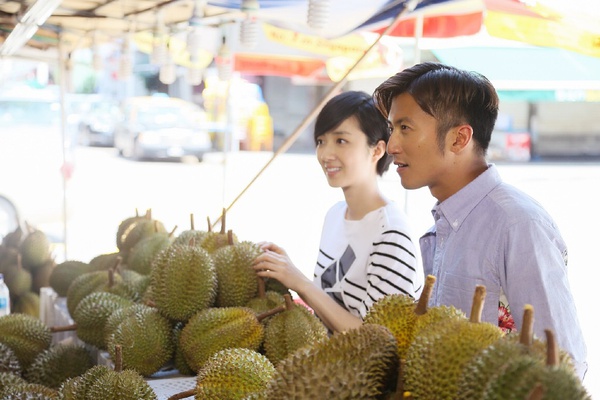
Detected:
left=77, top=98, right=120, bottom=147
left=114, top=95, right=213, bottom=162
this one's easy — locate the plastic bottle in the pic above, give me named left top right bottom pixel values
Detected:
left=0, top=273, right=10, bottom=317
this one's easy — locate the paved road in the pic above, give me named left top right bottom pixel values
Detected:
left=64, top=146, right=600, bottom=396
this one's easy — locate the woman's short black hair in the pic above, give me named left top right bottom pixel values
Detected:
left=314, top=90, right=392, bottom=176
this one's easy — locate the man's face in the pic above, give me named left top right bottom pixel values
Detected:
left=387, top=92, right=456, bottom=201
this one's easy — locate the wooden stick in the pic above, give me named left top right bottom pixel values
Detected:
left=168, top=389, right=197, bottom=400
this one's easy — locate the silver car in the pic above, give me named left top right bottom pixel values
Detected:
left=114, top=96, right=213, bottom=162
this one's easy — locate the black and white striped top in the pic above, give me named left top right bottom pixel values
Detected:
left=313, top=200, right=424, bottom=319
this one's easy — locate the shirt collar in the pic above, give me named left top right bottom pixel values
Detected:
left=431, top=164, right=502, bottom=232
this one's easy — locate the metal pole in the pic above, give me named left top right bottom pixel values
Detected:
left=211, top=0, right=422, bottom=228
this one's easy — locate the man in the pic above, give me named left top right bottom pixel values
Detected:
left=372, top=61, right=587, bottom=379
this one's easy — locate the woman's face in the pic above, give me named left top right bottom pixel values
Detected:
left=315, top=116, right=380, bottom=190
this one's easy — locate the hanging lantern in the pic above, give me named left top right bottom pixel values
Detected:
left=240, top=0, right=260, bottom=48
left=216, top=36, right=233, bottom=81
left=307, top=0, right=331, bottom=31
left=159, top=61, right=177, bottom=85
left=186, top=67, right=204, bottom=86
left=151, top=10, right=169, bottom=66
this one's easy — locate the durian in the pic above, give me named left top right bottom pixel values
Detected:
left=403, top=285, right=505, bottom=400
left=179, top=305, right=283, bottom=373
left=24, top=343, right=94, bottom=389
left=0, top=313, right=52, bottom=368
left=265, top=323, right=398, bottom=399
left=213, top=233, right=261, bottom=307
left=149, top=241, right=217, bottom=322
left=195, top=348, right=276, bottom=400
left=263, top=294, right=328, bottom=366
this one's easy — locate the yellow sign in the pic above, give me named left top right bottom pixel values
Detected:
left=262, top=24, right=374, bottom=58
left=485, top=10, right=600, bottom=58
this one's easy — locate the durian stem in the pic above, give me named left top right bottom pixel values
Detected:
left=545, top=329, right=558, bottom=367
left=283, top=293, right=294, bottom=310
left=168, top=389, right=197, bottom=400
left=227, top=230, right=234, bottom=245
left=134, top=208, right=139, bottom=217
left=111, top=255, right=123, bottom=273
left=526, top=383, right=545, bottom=400
left=50, top=323, right=77, bottom=333
left=206, top=216, right=212, bottom=232
left=391, top=358, right=406, bottom=400
left=114, top=344, right=123, bottom=372
left=257, top=305, right=286, bottom=322
left=145, top=209, right=152, bottom=219
left=220, top=207, right=227, bottom=234
left=169, top=225, right=178, bottom=237
left=190, top=213, right=195, bottom=230
left=414, top=275, right=436, bottom=316
left=257, top=277, right=266, bottom=299
left=469, top=285, right=486, bottom=323
left=520, top=304, right=534, bottom=346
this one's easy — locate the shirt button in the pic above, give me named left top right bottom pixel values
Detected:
left=452, top=220, right=458, bottom=228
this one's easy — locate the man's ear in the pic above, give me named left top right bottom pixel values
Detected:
left=450, top=124, right=473, bottom=154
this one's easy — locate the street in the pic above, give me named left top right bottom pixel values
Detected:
left=62, top=145, right=600, bottom=396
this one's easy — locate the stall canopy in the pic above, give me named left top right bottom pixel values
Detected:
left=1, top=0, right=599, bottom=60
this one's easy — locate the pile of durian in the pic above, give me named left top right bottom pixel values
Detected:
left=0, top=210, right=592, bottom=399
left=0, top=222, right=56, bottom=317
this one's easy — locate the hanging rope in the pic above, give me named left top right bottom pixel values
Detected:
left=211, top=0, right=423, bottom=229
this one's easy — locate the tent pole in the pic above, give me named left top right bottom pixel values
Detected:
left=58, top=30, right=69, bottom=260
left=211, top=0, right=423, bottom=229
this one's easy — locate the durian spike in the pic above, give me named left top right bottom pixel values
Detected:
left=220, top=207, right=227, bottom=234
left=545, top=329, right=559, bottom=367
left=114, top=344, right=123, bottom=372
left=256, top=304, right=286, bottom=322
left=520, top=304, right=535, bottom=346
left=257, top=277, right=266, bottom=299
left=414, top=274, right=436, bottom=316
left=469, top=285, right=486, bottom=323
left=50, top=323, right=77, bottom=333
left=227, top=230, right=234, bottom=245
left=168, top=225, right=178, bottom=237
left=168, top=389, right=197, bottom=400
left=206, top=216, right=212, bottom=232
left=190, top=213, right=195, bottom=230
left=526, top=383, right=545, bottom=400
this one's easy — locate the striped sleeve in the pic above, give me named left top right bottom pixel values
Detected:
left=359, top=228, right=422, bottom=318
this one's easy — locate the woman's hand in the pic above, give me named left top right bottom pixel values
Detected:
left=252, top=242, right=311, bottom=293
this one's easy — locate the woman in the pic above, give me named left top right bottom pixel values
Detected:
left=253, top=90, right=424, bottom=333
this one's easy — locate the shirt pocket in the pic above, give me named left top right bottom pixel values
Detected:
left=441, top=271, right=500, bottom=324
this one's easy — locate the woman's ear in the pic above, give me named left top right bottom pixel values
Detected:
left=373, top=139, right=387, bottom=161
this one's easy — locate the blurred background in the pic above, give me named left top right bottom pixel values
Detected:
left=1, top=0, right=599, bottom=396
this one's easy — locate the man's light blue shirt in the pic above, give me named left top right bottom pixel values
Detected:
left=420, top=164, right=587, bottom=379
